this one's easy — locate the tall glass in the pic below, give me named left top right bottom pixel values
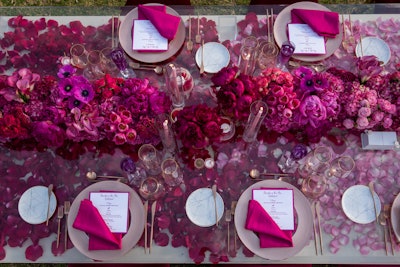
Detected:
left=238, top=36, right=259, bottom=75
left=109, top=46, right=136, bottom=79
left=276, top=41, right=295, bottom=71
left=164, top=63, right=185, bottom=108
left=83, top=50, right=106, bottom=81
left=70, top=44, right=88, bottom=69
left=257, top=42, right=279, bottom=70
left=161, top=158, right=184, bottom=187
left=155, top=114, right=176, bottom=152
left=242, top=100, right=268, bottom=143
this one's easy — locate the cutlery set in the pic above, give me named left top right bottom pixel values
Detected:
left=312, top=201, right=323, bottom=255
left=55, top=200, right=70, bottom=249
left=144, top=200, right=157, bottom=254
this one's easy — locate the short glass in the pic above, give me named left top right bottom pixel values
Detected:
left=161, top=158, right=184, bottom=187
left=70, top=44, right=88, bottom=68
left=257, top=42, right=279, bottom=70
left=139, top=176, right=165, bottom=200
left=328, top=156, right=355, bottom=178
left=138, top=144, right=161, bottom=175
left=301, top=174, right=327, bottom=199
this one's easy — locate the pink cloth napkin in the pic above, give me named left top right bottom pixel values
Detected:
left=291, top=8, right=339, bottom=38
left=245, top=199, right=293, bottom=248
left=137, top=5, right=180, bottom=40
left=73, top=199, right=122, bottom=250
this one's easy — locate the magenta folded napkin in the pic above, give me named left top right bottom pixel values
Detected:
left=291, top=8, right=339, bottom=38
left=245, top=199, right=293, bottom=248
left=138, top=5, right=180, bottom=40
left=73, top=199, right=122, bottom=250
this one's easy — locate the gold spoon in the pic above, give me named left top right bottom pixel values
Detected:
left=379, top=210, right=389, bottom=255
left=384, top=204, right=394, bottom=255
left=186, top=16, right=193, bottom=51
left=46, top=184, right=54, bottom=226
left=86, top=171, right=125, bottom=182
left=129, top=62, right=163, bottom=74
left=249, top=169, right=290, bottom=180
left=195, top=15, right=201, bottom=44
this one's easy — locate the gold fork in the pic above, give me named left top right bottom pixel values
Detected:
left=64, top=201, right=71, bottom=249
left=56, top=206, right=64, bottom=248
left=231, top=201, right=238, bottom=251
left=225, top=209, right=232, bottom=253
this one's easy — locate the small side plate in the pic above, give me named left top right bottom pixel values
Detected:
left=355, top=36, right=391, bottom=65
left=195, top=42, right=230, bottom=73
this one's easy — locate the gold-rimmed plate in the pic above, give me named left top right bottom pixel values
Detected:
left=119, top=4, right=186, bottom=63
left=67, top=181, right=145, bottom=260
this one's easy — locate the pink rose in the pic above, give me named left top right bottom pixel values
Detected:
left=358, top=107, right=372, bottom=118
left=356, top=117, right=369, bottom=129
left=343, top=119, right=354, bottom=129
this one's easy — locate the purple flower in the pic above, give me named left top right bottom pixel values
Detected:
left=72, top=78, right=94, bottom=104
left=58, top=78, right=75, bottom=97
left=57, top=64, right=76, bottom=78
left=357, top=55, right=383, bottom=83
left=298, top=95, right=327, bottom=128
left=292, top=66, right=313, bottom=79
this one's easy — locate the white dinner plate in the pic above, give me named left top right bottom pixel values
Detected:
left=185, top=187, right=224, bottom=227
left=273, top=1, right=343, bottom=62
left=67, top=181, right=145, bottom=260
left=234, top=180, right=313, bottom=260
left=355, top=36, right=391, bottom=65
left=195, top=42, right=230, bottom=73
left=119, top=4, right=186, bottom=63
left=341, top=185, right=381, bottom=224
left=18, top=186, right=57, bottom=224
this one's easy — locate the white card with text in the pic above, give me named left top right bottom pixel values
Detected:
left=132, top=20, right=168, bottom=51
left=288, top=23, right=326, bottom=55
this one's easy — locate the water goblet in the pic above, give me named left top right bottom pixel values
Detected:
left=138, top=144, right=162, bottom=175
left=238, top=36, right=259, bottom=75
left=328, top=156, right=355, bottom=178
left=139, top=176, right=165, bottom=201
left=276, top=41, right=295, bottom=71
left=83, top=50, right=106, bottom=81
left=70, top=44, right=88, bottom=68
left=298, top=146, right=332, bottom=177
left=301, top=174, right=327, bottom=199
left=161, top=158, right=183, bottom=187
left=257, top=42, right=279, bottom=70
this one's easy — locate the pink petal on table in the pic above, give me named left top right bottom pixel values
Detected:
left=338, top=234, right=349, bottom=245
left=154, top=232, right=169, bottom=247
left=359, top=245, right=370, bottom=255
left=25, top=244, right=43, bottom=261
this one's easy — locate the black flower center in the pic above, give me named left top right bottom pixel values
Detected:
left=306, top=80, right=313, bottom=86
left=81, top=90, right=89, bottom=97
left=63, top=71, right=70, bottom=77
left=73, top=99, right=81, bottom=107
left=64, top=85, right=72, bottom=92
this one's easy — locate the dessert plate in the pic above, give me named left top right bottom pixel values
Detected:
left=274, top=1, right=343, bottom=62
left=195, top=42, right=230, bottom=73
left=234, top=180, right=312, bottom=260
left=185, top=187, right=224, bottom=227
left=119, top=4, right=186, bottom=63
left=341, top=184, right=381, bottom=224
left=18, top=185, right=57, bottom=224
left=355, top=37, right=391, bottom=65
left=67, top=181, right=145, bottom=260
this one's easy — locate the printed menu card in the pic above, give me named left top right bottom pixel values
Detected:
left=288, top=23, right=326, bottom=55
left=252, top=188, right=294, bottom=230
left=89, top=192, right=129, bottom=233
left=132, top=20, right=168, bottom=51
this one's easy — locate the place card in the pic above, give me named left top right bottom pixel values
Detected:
left=288, top=23, right=326, bottom=55
left=132, top=20, right=168, bottom=51
left=89, top=192, right=129, bottom=233
left=252, top=188, right=294, bottom=230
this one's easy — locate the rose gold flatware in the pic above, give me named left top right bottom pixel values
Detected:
left=384, top=204, right=395, bottom=255
left=64, top=201, right=70, bottom=249
left=144, top=200, right=149, bottom=254
left=186, top=16, right=193, bottom=51
left=225, top=209, right=231, bottom=253
left=379, top=210, right=389, bottom=255
left=311, top=202, right=318, bottom=255
left=56, top=206, right=64, bottom=248
left=46, top=184, right=54, bottom=226
left=368, top=181, right=379, bottom=223
left=249, top=168, right=290, bottom=180
left=316, top=201, right=323, bottom=255
left=212, top=184, right=219, bottom=227
left=195, top=15, right=201, bottom=44
left=231, top=201, right=237, bottom=251
left=149, top=200, right=157, bottom=253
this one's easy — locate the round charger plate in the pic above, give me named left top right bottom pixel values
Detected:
left=234, top=180, right=313, bottom=260
left=67, top=181, right=145, bottom=261
left=195, top=42, right=230, bottom=73
left=273, top=1, right=343, bottom=62
left=391, top=192, right=400, bottom=242
left=341, top=185, right=381, bottom=224
left=18, top=186, right=57, bottom=225
left=355, top=36, right=391, bottom=65
left=185, top=187, right=224, bottom=227
left=119, top=4, right=186, bottom=63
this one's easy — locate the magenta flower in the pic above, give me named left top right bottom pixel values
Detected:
left=298, top=95, right=327, bottom=128
left=57, top=64, right=76, bottom=78
left=58, top=78, right=75, bottom=97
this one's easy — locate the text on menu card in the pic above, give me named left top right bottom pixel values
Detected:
left=132, top=20, right=168, bottom=51
left=252, top=189, right=294, bottom=230
left=89, top=192, right=129, bottom=233
left=288, top=24, right=326, bottom=55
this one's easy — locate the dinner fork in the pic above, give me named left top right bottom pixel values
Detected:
left=231, top=201, right=238, bottom=251
left=225, top=209, right=232, bottom=253
left=56, top=206, right=64, bottom=248
left=64, top=201, right=71, bottom=249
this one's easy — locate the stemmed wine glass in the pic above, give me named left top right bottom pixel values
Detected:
left=298, top=146, right=332, bottom=177
left=327, top=156, right=355, bottom=178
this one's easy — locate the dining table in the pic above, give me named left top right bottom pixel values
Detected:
left=1, top=2, right=400, bottom=265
